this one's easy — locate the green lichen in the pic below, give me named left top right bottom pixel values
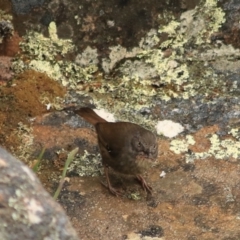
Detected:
left=229, top=128, right=240, bottom=140
left=12, top=122, right=34, bottom=162
left=13, top=1, right=226, bottom=113
left=0, top=10, right=13, bottom=21
left=12, top=1, right=230, bottom=131
left=170, top=132, right=240, bottom=163
left=12, top=22, right=98, bottom=88
left=67, top=150, right=103, bottom=177
left=170, top=135, right=195, bottom=154
left=9, top=191, right=43, bottom=225
left=86, top=0, right=227, bottom=120
left=186, top=135, right=196, bottom=145
left=9, top=190, right=28, bottom=224
left=128, top=191, right=142, bottom=201
left=195, top=0, right=225, bottom=44
left=48, top=22, right=58, bottom=42
left=170, top=139, right=189, bottom=155
left=39, top=95, right=63, bottom=110
left=20, top=26, right=74, bottom=60
left=182, top=133, right=240, bottom=163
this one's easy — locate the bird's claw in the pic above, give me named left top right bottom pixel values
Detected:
left=136, top=175, right=153, bottom=195
left=100, top=181, right=123, bottom=197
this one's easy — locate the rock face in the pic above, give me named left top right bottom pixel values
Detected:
left=0, top=147, right=78, bottom=240
left=11, top=0, right=46, bottom=14
left=1, top=0, right=240, bottom=239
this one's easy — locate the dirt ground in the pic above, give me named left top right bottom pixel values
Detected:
left=32, top=112, right=240, bottom=240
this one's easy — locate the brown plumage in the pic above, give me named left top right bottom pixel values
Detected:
left=75, top=107, right=158, bottom=196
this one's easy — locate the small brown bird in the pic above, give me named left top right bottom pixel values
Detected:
left=75, top=107, right=158, bottom=196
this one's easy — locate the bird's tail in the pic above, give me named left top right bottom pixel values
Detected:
left=74, top=107, right=107, bottom=126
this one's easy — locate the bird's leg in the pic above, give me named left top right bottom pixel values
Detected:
left=101, top=166, right=122, bottom=196
left=136, top=175, right=153, bottom=194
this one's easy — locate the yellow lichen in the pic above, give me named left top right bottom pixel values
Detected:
left=185, top=133, right=240, bottom=163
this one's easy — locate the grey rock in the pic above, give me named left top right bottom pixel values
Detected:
left=11, top=0, right=46, bottom=15
left=0, top=146, right=79, bottom=240
left=154, top=95, right=240, bottom=134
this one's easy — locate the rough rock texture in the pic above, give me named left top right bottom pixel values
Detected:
left=0, top=147, right=78, bottom=240
left=153, top=95, right=240, bottom=134
left=31, top=112, right=240, bottom=240
left=11, top=0, right=46, bottom=15
left=0, top=0, right=240, bottom=239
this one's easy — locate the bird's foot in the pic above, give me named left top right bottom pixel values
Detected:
left=100, top=181, right=123, bottom=197
left=136, top=175, right=153, bottom=194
